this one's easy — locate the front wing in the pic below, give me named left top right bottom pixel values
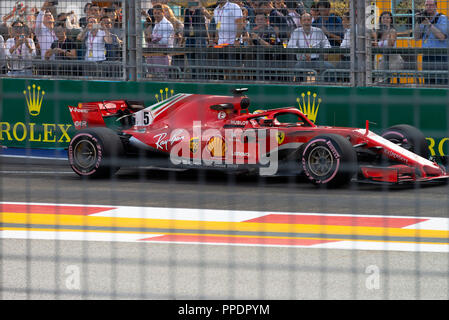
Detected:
left=359, top=165, right=449, bottom=184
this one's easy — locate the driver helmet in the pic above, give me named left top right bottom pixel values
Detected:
left=253, top=109, right=268, bottom=119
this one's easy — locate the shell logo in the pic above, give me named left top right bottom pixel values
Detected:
left=207, top=136, right=227, bottom=157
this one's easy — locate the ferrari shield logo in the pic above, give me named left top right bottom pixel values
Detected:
left=276, top=131, right=285, bottom=145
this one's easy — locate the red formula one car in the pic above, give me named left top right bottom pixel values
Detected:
left=67, top=88, right=449, bottom=187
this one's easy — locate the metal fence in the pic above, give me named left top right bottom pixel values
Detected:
left=0, top=0, right=126, bottom=80
left=0, top=0, right=448, bottom=86
left=2, top=1, right=449, bottom=303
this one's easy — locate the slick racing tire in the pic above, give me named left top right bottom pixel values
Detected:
left=301, top=134, right=357, bottom=187
left=68, top=127, right=124, bottom=178
left=381, top=124, right=430, bottom=159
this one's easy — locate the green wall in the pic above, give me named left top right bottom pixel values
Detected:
left=1, top=78, right=449, bottom=155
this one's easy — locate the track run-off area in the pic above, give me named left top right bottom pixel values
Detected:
left=1, top=202, right=449, bottom=253
left=2, top=156, right=449, bottom=299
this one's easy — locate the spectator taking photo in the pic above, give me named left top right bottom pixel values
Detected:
left=5, top=20, right=36, bottom=76
left=35, top=1, right=57, bottom=60
left=414, top=0, right=449, bottom=84
left=77, top=16, right=112, bottom=62
left=45, top=26, right=76, bottom=60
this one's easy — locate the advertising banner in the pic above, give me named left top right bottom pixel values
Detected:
left=1, top=78, right=448, bottom=155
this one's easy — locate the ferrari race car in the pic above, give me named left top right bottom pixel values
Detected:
left=67, top=88, right=449, bottom=187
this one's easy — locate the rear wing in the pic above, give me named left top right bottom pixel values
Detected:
left=68, top=100, right=145, bottom=130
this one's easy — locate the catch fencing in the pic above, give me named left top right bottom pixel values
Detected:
left=0, top=0, right=448, bottom=86
left=1, top=1, right=449, bottom=302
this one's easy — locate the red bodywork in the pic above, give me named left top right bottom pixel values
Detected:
left=68, top=92, right=448, bottom=184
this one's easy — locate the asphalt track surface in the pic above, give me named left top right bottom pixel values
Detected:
left=1, top=157, right=449, bottom=299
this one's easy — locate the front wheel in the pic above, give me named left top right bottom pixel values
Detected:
left=381, top=124, right=430, bottom=159
left=301, top=134, right=357, bottom=187
left=68, top=127, right=124, bottom=178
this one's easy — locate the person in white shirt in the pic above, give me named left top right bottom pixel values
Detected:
left=287, top=12, right=333, bottom=82
left=77, top=16, right=113, bottom=77
left=6, top=21, right=36, bottom=76
left=213, top=0, right=243, bottom=45
left=77, top=17, right=112, bottom=62
left=340, top=12, right=351, bottom=49
left=35, top=2, right=57, bottom=60
left=146, top=4, right=174, bottom=77
left=150, top=5, right=175, bottom=48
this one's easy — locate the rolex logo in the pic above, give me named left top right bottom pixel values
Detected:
left=296, top=91, right=321, bottom=124
left=23, top=84, right=45, bottom=116
left=155, top=87, right=174, bottom=102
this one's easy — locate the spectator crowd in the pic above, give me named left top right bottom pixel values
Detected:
left=0, top=0, right=447, bottom=84
left=0, top=1, right=123, bottom=77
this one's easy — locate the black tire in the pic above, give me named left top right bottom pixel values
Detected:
left=68, top=127, right=124, bottom=178
left=301, top=134, right=357, bottom=187
left=381, top=124, right=430, bottom=159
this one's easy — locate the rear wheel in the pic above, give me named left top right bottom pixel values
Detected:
left=68, top=127, right=124, bottom=178
left=301, top=134, right=357, bottom=187
left=381, top=124, right=430, bottom=159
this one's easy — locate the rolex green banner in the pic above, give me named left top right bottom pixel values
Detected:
left=1, top=78, right=449, bottom=155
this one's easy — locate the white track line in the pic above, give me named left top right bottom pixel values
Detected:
left=1, top=202, right=449, bottom=252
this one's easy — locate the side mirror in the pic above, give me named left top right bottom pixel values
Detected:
left=210, top=103, right=234, bottom=111
left=233, top=88, right=248, bottom=96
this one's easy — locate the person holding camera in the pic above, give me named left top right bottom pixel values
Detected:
left=5, top=21, right=36, bottom=76
left=44, top=26, right=76, bottom=76
left=414, top=0, right=448, bottom=84
left=77, top=16, right=112, bottom=62
left=35, top=1, right=57, bottom=60
left=77, top=16, right=113, bottom=77
left=100, top=16, right=122, bottom=61
left=45, top=26, right=76, bottom=61
left=249, top=13, right=276, bottom=47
